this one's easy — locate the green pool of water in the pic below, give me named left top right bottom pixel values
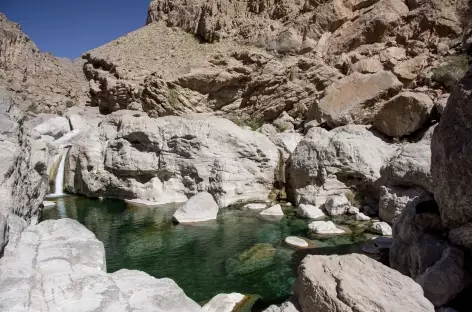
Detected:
left=41, top=196, right=370, bottom=310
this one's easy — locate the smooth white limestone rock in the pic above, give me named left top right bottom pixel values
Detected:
left=285, top=236, right=309, bottom=248
left=202, top=293, right=245, bottom=312
left=173, top=192, right=219, bottom=223
left=297, top=204, right=326, bottom=219
left=308, top=221, right=345, bottom=234
left=260, top=204, right=284, bottom=216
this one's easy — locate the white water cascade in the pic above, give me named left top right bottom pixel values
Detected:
left=50, top=147, right=70, bottom=197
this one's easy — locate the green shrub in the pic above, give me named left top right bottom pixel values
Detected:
left=27, top=103, right=39, bottom=114
left=168, top=88, right=179, bottom=107
left=229, top=116, right=264, bottom=131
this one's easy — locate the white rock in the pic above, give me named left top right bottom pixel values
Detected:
left=173, top=192, right=219, bottom=223
left=355, top=212, right=371, bottom=221
left=244, top=203, right=267, bottom=210
left=308, top=221, right=345, bottom=234
left=42, top=200, right=56, bottom=209
left=289, top=125, right=396, bottom=206
left=297, top=204, right=326, bottom=219
left=0, top=219, right=201, bottom=312
left=324, top=194, right=350, bottom=216
left=295, top=254, right=435, bottom=312
left=285, top=236, right=309, bottom=248
left=347, top=206, right=359, bottom=215
left=33, top=116, right=71, bottom=140
left=260, top=204, right=284, bottom=216
left=370, top=221, right=392, bottom=236
left=66, top=113, right=280, bottom=208
left=202, top=293, right=245, bottom=312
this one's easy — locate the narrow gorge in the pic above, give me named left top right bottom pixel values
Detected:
left=0, top=0, right=472, bottom=311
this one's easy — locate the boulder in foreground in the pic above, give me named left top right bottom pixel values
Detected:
left=0, top=219, right=201, bottom=312
left=295, top=254, right=435, bottom=312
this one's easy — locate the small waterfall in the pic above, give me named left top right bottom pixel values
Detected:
left=51, top=147, right=70, bottom=197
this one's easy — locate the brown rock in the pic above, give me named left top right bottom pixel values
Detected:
left=373, top=92, right=434, bottom=137
left=308, top=71, right=402, bottom=127
left=393, top=55, right=429, bottom=81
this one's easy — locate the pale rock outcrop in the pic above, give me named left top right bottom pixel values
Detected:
left=260, top=204, right=284, bottom=216
left=65, top=112, right=280, bottom=208
left=435, top=93, right=450, bottom=116
left=390, top=195, right=467, bottom=307
left=285, top=236, right=308, bottom=248
left=297, top=204, right=325, bottom=219
left=32, top=115, right=71, bottom=140
left=324, top=194, right=350, bottom=216
left=381, top=125, right=435, bottom=193
left=308, top=221, right=344, bottom=235
left=269, top=133, right=303, bottom=160
left=202, top=293, right=245, bottom=312
left=173, top=192, right=219, bottom=223
left=369, top=221, right=392, bottom=236
left=379, top=186, right=423, bottom=223
left=294, top=254, right=435, bottom=312
left=0, top=219, right=202, bottom=312
left=289, top=125, right=396, bottom=206
left=373, top=92, right=434, bottom=137
left=307, top=71, right=403, bottom=127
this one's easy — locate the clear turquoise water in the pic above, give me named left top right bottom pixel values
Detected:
left=41, top=196, right=370, bottom=310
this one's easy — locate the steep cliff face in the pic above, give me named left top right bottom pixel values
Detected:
left=0, top=13, right=89, bottom=114
left=83, top=0, right=470, bottom=124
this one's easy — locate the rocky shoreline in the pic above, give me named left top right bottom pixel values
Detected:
left=1, top=0, right=472, bottom=311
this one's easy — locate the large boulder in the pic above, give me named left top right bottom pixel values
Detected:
left=289, top=125, right=396, bottom=206
left=373, top=92, right=434, bottom=137
left=390, top=196, right=467, bottom=307
left=432, top=67, right=472, bottom=229
left=173, top=192, right=219, bottom=223
left=65, top=112, right=280, bottom=208
left=381, top=125, right=435, bottom=193
left=294, top=254, right=435, bottom=312
left=307, top=71, right=403, bottom=127
left=0, top=219, right=201, bottom=312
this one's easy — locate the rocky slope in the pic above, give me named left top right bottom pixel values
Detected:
left=0, top=0, right=472, bottom=311
left=0, top=13, right=89, bottom=113
left=81, top=0, right=471, bottom=127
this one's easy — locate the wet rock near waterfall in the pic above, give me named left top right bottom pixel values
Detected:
left=65, top=112, right=280, bottom=208
left=173, top=192, right=219, bottom=223
left=295, top=254, right=435, bottom=312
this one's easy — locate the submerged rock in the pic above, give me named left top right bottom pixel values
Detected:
left=173, top=192, right=219, bottom=223
left=226, top=244, right=279, bottom=276
left=0, top=219, right=201, bottom=312
left=295, top=254, right=435, bottom=312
